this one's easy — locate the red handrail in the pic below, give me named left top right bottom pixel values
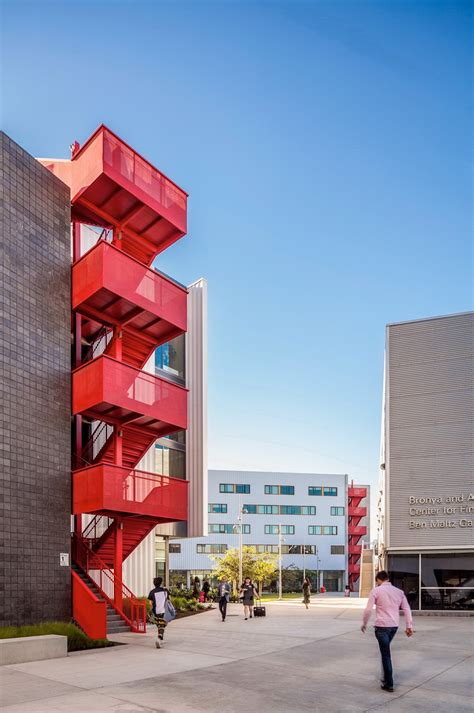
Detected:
left=72, top=534, right=146, bottom=633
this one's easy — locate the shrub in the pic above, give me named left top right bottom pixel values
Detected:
left=0, top=621, right=111, bottom=652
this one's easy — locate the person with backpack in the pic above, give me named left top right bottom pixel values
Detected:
left=302, top=576, right=311, bottom=609
left=148, top=576, right=171, bottom=649
left=217, top=579, right=231, bottom=621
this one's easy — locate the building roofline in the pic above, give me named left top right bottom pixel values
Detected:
left=386, top=310, right=473, bottom=328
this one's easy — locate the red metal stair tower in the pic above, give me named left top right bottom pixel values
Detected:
left=42, top=126, right=189, bottom=638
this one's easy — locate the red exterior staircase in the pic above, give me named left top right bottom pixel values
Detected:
left=347, top=485, right=368, bottom=589
left=43, top=126, right=189, bottom=638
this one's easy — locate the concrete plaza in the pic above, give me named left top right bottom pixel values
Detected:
left=1, top=597, right=472, bottom=712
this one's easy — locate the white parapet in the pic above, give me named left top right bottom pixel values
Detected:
left=0, top=635, right=67, bottom=665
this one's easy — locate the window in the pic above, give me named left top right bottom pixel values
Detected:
left=208, top=503, right=228, bottom=513
left=308, top=526, right=338, bottom=535
left=331, top=507, right=345, bottom=516
left=155, top=335, right=185, bottom=380
left=197, top=544, right=228, bottom=554
left=244, top=504, right=315, bottom=515
left=155, top=440, right=186, bottom=479
left=208, top=524, right=250, bottom=534
left=264, top=525, right=295, bottom=535
left=264, top=485, right=295, bottom=495
left=255, top=544, right=279, bottom=554
left=169, top=543, right=181, bottom=554
left=331, top=545, right=345, bottom=555
left=219, top=483, right=250, bottom=494
left=308, top=486, right=338, bottom=496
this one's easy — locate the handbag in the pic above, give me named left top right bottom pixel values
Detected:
left=163, top=598, right=176, bottom=623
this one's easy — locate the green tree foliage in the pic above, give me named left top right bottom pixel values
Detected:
left=210, top=546, right=278, bottom=594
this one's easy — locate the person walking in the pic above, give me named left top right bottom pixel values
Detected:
left=217, top=579, right=231, bottom=621
left=344, top=584, right=351, bottom=597
left=148, top=576, right=170, bottom=649
left=361, top=570, right=413, bottom=692
left=302, top=576, right=311, bottom=609
left=239, top=577, right=258, bottom=620
left=202, top=579, right=211, bottom=602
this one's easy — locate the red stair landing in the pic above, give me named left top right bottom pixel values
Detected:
left=39, top=125, right=188, bottom=265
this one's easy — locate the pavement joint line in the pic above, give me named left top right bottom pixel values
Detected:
left=362, top=652, right=474, bottom=712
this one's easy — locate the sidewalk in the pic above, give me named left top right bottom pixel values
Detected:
left=0, top=597, right=472, bottom=712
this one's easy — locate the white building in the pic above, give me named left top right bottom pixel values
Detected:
left=170, top=470, right=370, bottom=592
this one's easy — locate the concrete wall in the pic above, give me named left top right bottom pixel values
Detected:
left=384, top=313, right=474, bottom=549
left=0, top=133, right=71, bottom=625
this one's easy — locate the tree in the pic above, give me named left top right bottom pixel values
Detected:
left=252, top=553, right=278, bottom=595
left=210, top=546, right=278, bottom=594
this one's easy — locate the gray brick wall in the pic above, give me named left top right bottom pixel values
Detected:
left=0, top=132, right=71, bottom=625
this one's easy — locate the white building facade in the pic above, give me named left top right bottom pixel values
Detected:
left=170, top=470, right=370, bottom=592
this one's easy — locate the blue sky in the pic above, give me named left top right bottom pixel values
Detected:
left=1, top=0, right=472, bottom=531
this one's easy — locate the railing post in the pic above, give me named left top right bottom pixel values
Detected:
left=114, top=520, right=124, bottom=609
left=114, top=428, right=123, bottom=467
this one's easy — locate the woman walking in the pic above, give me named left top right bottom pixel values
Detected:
left=239, top=577, right=258, bottom=620
left=302, top=576, right=311, bottom=609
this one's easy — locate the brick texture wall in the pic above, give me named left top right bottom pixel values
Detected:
left=0, top=132, right=71, bottom=625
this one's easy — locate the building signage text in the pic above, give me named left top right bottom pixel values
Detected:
left=408, top=493, right=474, bottom=530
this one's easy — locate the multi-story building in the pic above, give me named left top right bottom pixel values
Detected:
left=378, top=312, right=473, bottom=612
left=0, top=127, right=207, bottom=636
left=170, top=470, right=370, bottom=592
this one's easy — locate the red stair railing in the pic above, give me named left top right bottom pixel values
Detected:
left=72, top=534, right=146, bottom=633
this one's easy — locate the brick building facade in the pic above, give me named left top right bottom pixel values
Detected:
left=0, top=132, right=71, bottom=625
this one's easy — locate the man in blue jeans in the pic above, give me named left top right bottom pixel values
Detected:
left=361, top=571, right=413, bottom=692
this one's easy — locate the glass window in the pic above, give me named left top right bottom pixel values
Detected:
left=265, top=485, right=278, bottom=495
left=301, top=506, right=316, bottom=515
left=323, top=487, right=338, bottom=496
left=243, top=504, right=257, bottom=514
left=387, top=554, right=420, bottom=609
left=208, top=503, right=228, bottom=513
left=208, top=524, right=250, bottom=534
left=155, top=442, right=186, bottom=479
left=421, top=589, right=474, bottom=611
left=264, top=525, right=295, bottom=535
left=421, top=553, right=474, bottom=589
left=308, top=526, right=337, bottom=535
left=331, top=507, right=345, bottom=516
left=331, top=545, right=345, bottom=555
left=197, top=544, right=227, bottom=554
left=265, top=485, right=295, bottom=495
left=236, top=484, right=250, bottom=494
left=155, top=335, right=185, bottom=380
left=308, top=487, right=322, bottom=496
left=219, top=483, right=233, bottom=493
left=169, top=543, right=181, bottom=554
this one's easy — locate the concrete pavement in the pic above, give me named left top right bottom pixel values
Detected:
left=0, top=597, right=472, bottom=712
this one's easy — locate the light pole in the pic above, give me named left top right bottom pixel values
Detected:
left=237, top=502, right=248, bottom=590
left=302, top=540, right=306, bottom=582
left=278, top=524, right=283, bottom=600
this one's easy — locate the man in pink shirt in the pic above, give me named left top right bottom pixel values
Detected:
left=361, top=570, right=413, bottom=692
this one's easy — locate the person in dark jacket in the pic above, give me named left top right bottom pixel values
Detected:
left=202, top=579, right=211, bottom=601
left=148, top=577, right=169, bottom=649
left=217, top=579, right=231, bottom=621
